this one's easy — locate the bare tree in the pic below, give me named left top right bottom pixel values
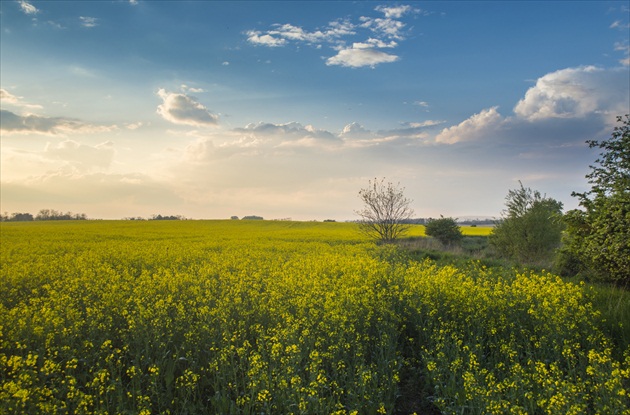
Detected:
left=355, top=178, right=414, bottom=242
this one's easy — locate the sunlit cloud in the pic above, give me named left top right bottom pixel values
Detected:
left=156, top=89, right=219, bottom=127
left=513, top=66, right=630, bottom=121
left=435, top=107, right=503, bottom=144
left=18, top=0, right=38, bottom=15
left=0, top=88, right=43, bottom=110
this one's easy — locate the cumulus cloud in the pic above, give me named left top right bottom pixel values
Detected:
left=339, top=122, right=374, bottom=140
left=326, top=47, right=399, bottom=68
left=435, top=107, right=503, bottom=144
left=246, top=30, right=288, bottom=47
left=156, top=89, right=219, bottom=127
left=432, top=65, right=629, bottom=146
left=18, top=0, right=38, bottom=15
left=513, top=66, right=630, bottom=121
left=246, top=4, right=421, bottom=68
left=0, top=109, right=117, bottom=136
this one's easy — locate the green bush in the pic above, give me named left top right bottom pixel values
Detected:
left=425, top=216, right=463, bottom=246
left=490, top=182, right=564, bottom=265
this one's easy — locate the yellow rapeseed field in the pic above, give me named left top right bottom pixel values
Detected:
left=1, top=220, right=628, bottom=414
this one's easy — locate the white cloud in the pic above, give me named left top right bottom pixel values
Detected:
left=245, top=5, right=422, bottom=68
left=181, top=84, right=205, bottom=93
left=18, top=0, right=38, bottom=15
left=246, top=30, right=287, bottom=47
left=156, top=89, right=219, bottom=127
left=513, top=66, right=630, bottom=121
left=352, top=38, right=397, bottom=49
left=326, top=47, right=399, bottom=68
left=0, top=109, right=117, bottom=136
left=359, top=16, right=407, bottom=40
left=375, top=5, right=416, bottom=19
left=435, top=107, right=503, bottom=144
left=80, top=17, right=98, bottom=28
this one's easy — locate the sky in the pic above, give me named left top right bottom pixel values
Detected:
left=1, top=1, right=629, bottom=221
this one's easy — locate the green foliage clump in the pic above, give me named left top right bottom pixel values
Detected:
left=561, top=115, right=630, bottom=286
left=425, top=216, right=463, bottom=246
left=490, top=182, right=564, bottom=265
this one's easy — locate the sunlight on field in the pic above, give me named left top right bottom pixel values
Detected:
left=404, top=224, right=493, bottom=238
left=1, top=221, right=627, bottom=414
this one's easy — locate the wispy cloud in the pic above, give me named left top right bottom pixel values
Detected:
left=79, top=16, right=98, bottom=28
left=18, top=0, right=39, bottom=15
left=246, top=4, right=420, bottom=68
left=156, top=89, right=219, bottom=127
left=0, top=88, right=43, bottom=110
left=375, top=5, right=416, bottom=19
left=0, top=109, right=117, bottom=136
left=44, top=139, right=115, bottom=171
left=614, top=41, right=630, bottom=66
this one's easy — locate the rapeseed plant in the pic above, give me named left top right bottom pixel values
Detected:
left=1, top=220, right=628, bottom=414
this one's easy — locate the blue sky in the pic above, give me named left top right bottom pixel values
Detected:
left=1, top=1, right=629, bottom=220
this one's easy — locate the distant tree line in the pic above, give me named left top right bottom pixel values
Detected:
left=150, top=214, right=186, bottom=221
left=1, top=209, right=87, bottom=222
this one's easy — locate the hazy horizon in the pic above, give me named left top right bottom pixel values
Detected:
left=1, top=1, right=629, bottom=221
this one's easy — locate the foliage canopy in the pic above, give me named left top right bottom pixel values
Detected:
left=563, top=115, right=630, bottom=285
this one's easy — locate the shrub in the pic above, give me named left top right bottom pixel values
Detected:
left=425, top=216, right=462, bottom=246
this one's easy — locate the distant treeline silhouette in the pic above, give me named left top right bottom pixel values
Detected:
left=1, top=209, right=87, bottom=222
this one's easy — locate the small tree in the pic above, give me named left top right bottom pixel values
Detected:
left=425, top=216, right=463, bottom=246
left=490, top=182, right=564, bottom=264
left=562, top=115, right=630, bottom=285
left=355, top=178, right=414, bottom=242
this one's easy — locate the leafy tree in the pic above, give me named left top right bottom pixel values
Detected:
left=425, top=216, right=463, bottom=246
left=490, top=182, right=564, bottom=264
left=356, top=178, right=414, bottom=242
left=562, top=115, right=630, bottom=285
